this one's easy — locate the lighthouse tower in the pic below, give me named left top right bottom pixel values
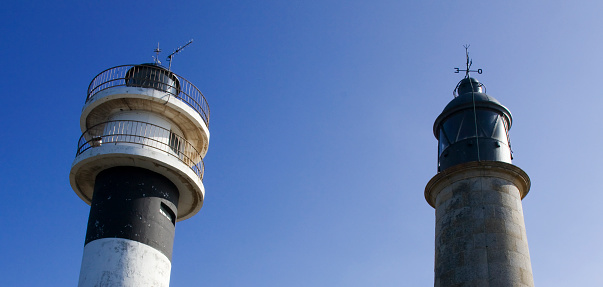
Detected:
left=424, top=52, right=534, bottom=286
left=69, top=48, right=209, bottom=286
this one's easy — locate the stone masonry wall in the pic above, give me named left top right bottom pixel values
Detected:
left=433, top=175, right=533, bottom=287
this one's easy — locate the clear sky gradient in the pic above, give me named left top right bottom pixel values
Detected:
left=0, top=1, right=601, bottom=286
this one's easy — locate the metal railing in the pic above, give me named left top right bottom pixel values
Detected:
left=86, top=65, right=210, bottom=127
left=76, top=120, right=205, bottom=181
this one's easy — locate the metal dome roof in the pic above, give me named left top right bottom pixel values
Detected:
left=433, top=77, right=513, bottom=137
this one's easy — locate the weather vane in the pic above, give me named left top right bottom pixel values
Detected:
left=454, top=44, right=482, bottom=78
left=167, top=39, right=194, bottom=71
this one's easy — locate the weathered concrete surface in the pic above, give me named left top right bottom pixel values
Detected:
left=425, top=161, right=533, bottom=287
left=78, top=238, right=172, bottom=287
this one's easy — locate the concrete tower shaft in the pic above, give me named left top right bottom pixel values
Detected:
left=425, top=76, right=533, bottom=287
left=70, top=63, right=210, bottom=286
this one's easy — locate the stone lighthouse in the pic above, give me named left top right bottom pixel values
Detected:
left=69, top=46, right=210, bottom=286
left=424, top=57, right=534, bottom=286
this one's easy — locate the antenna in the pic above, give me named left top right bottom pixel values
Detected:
left=153, top=43, right=162, bottom=65
left=454, top=44, right=482, bottom=78
left=167, top=39, right=194, bottom=71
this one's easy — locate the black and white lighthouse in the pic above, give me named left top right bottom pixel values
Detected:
left=69, top=47, right=210, bottom=286
left=424, top=49, right=534, bottom=286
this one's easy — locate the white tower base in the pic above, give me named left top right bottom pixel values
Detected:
left=78, top=238, right=172, bottom=287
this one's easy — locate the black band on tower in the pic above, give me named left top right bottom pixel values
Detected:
left=85, top=166, right=180, bottom=260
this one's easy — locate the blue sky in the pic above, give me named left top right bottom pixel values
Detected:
left=1, top=1, right=602, bottom=286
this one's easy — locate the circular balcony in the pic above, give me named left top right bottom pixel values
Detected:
left=86, top=64, right=210, bottom=128
left=76, top=120, right=204, bottom=181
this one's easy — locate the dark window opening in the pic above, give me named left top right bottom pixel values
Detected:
left=160, top=202, right=176, bottom=225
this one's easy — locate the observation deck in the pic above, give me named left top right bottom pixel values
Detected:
left=70, top=64, right=210, bottom=221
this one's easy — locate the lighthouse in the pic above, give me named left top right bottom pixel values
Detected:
left=69, top=45, right=209, bottom=286
left=424, top=51, right=534, bottom=286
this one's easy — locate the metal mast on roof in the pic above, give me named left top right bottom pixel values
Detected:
left=167, top=39, right=193, bottom=71
left=153, top=43, right=162, bottom=65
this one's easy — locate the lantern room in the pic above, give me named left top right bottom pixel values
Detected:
left=433, top=77, right=513, bottom=172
